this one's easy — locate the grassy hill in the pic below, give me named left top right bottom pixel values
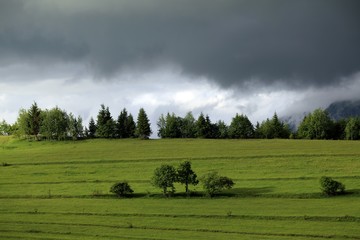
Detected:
left=0, top=137, right=359, bottom=239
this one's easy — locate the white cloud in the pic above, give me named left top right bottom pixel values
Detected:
left=1, top=67, right=360, bottom=138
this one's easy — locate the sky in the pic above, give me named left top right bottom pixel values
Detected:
left=1, top=0, right=360, bottom=136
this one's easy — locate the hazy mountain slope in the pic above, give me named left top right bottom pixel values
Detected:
left=326, top=100, right=360, bottom=120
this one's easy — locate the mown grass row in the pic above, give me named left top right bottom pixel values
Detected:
left=1, top=216, right=360, bottom=240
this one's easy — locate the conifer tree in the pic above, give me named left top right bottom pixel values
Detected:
left=136, top=108, right=152, bottom=139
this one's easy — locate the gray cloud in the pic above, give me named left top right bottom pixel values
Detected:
left=0, top=0, right=359, bottom=88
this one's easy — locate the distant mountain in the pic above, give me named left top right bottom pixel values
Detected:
left=326, top=99, right=360, bottom=120
left=282, top=99, right=360, bottom=131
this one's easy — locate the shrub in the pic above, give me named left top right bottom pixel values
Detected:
left=110, top=181, right=134, bottom=197
left=320, top=176, right=345, bottom=196
left=201, top=171, right=234, bottom=197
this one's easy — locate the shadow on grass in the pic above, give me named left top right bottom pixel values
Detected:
left=79, top=188, right=360, bottom=200
left=221, top=187, right=274, bottom=197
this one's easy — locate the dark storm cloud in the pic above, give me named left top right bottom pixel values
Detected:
left=1, top=0, right=359, bottom=88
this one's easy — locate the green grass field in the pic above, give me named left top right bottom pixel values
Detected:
left=0, top=136, right=359, bottom=239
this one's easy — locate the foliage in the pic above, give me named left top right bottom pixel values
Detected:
left=0, top=120, right=13, bottom=136
left=68, top=113, right=84, bottom=140
left=41, top=107, right=69, bottom=140
left=96, top=104, right=116, bottom=138
left=7, top=102, right=360, bottom=141
left=298, top=109, right=333, bottom=139
left=110, top=181, right=134, bottom=197
left=256, top=113, right=290, bottom=139
left=176, top=161, right=199, bottom=194
left=228, top=114, right=254, bottom=139
left=136, top=108, right=152, bottom=139
left=28, top=102, right=43, bottom=140
left=88, top=117, right=97, bottom=138
left=345, top=117, right=360, bottom=140
left=116, top=108, right=136, bottom=138
left=201, top=171, right=234, bottom=197
left=320, top=176, right=345, bottom=196
left=152, top=164, right=177, bottom=196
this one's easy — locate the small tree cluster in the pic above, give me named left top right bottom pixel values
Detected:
left=320, top=176, right=345, bottom=196
left=152, top=161, right=234, bottom=197
left=152, top=161, right=199, bottom=197
left=255, top=113, right=291, bottom=139
left=297, top=109, right=359, bottom=140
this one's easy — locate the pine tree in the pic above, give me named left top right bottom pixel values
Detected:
left=126, top=114, right=136, bottom=138
left=117, top=108, right=128, bottom=138
left=28, top=102, right=43, bottom=140
left=96, top=104, right=115, bottom=138
left=136, top=108, right=152, bottom=139
left=88, top=117, right=97, bottom=138
left=196, top=113, right=207, bottom=138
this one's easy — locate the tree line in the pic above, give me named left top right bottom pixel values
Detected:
left=1, top=103, right=359, bottom=140
left=0, top=102, right=152, bottom=140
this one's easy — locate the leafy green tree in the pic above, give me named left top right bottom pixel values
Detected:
left=136, top=108, right=152, bottom=139
left=16, top=108, right=31, bottom=138
left=96, top=104, right=115, bottom=138
left=0, top=120, right=12, bottom=135
left=165, top=113, right=182, bottom=138
left=68, top=113, right=84, bottom=140
left=216, top=120, right=228, bottom=139
left=228, top=114, right=254, bottom=139
left=320, top=176, right=345, bottom=196
left=110, top=181, right=134, bottom=197
left=152, top=164, right=177, bottom=196
left=181, top=112, right=196, bottom=138
left=297, top=115, right=312, bottom=139
left=177, top=161, right=199, bottom=195
left=157, top=114, right=166, bottom=138
left=310, top=109, right=333, bottom=139
left=41, top=107, right=69, bottom=140
left=297, top=109, right=333, bottom=139
left=201, top=171, right=234, bottom=197
left=345, top=117, right=360, bottom=140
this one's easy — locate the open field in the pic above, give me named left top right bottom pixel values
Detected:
left=1, top=137, right=360, bottom=239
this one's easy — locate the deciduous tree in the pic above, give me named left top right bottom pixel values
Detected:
left=152, top=164, right=177, bottom=196
left=201, top=171, right=234, bottom=197
left=177, top=161, right=199, bottom=195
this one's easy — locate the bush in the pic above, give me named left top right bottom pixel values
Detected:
left=201, top=171, right=234, bottom=197
left=320, top=176, right=345, bottom=196
left=110, top=182, right=134, bottom=197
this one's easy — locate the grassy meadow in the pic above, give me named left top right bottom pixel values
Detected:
left=0, top=136, right=359, bottom=239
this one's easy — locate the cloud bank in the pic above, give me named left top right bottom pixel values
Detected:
left=1, top=0, right=359, bottom=88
